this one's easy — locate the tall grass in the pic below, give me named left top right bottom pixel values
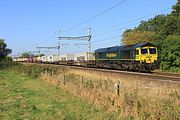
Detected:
left=0, top=61, right=18, bottom=69
left=0, top=70, right=112, bottom=119
left=2, top=63, right=180, bottom=119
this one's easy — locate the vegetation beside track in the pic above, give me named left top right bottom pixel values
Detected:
left=1, top=63, right=180, bottom=119
left=0, top=70, right=113, bottom=120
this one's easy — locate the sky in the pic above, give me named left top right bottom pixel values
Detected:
left=0, top=0, right=177, bottom=56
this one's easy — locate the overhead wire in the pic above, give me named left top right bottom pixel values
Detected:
left=40, top=0, right=128, bottom=47
left=90, top=7, right=171, bottom=47
left=62, top=0, right=128, bottom=33
left=93, top=7, right=171, bottom=38
left=57, top=7, right=171, bottom=54
left=39, top=3, right=171, bottom=54
left=92, top=35, right=121, bottom=43
left=93, top=21, right=139, bottom=38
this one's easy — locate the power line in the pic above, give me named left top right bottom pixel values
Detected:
left=62, top=0, right=128, bottom=33
left=58, top=8, right=171, bottom=52
left=92, top=37, right=120, bottom=48
left=90, top=8, right=171, bottom=47
left=93, top=7, right=171, bottom=37
left=96, top=7, right=171, bottom=32
left=88, top=7, right=171, bottom=48
left=92, top=35, right=121, bottom=43
left=59, top=36, right=120, bottom=53
left=38, top=5, right=171, bottom=55
left=93, top=21, right=139, bottom=38
left=36, top=46, right=60, bottom=49
left=58, top=28, right=92, bottom=59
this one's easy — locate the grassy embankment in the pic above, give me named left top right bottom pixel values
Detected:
left=0, top=62, right=180, bottom=119
left=0, top=69, right=113, bottom=120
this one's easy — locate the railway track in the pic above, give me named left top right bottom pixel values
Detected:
left=62, top=65, right=180, bottom=82
left=153, top=71, right=180, bottom=78
left=23, top=62, right=180, bottom=83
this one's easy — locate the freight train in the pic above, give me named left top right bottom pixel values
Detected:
left=13, top=42, right=158, bottom=72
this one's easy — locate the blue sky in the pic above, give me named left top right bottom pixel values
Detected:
left=0, top=0, right=177, bottom=56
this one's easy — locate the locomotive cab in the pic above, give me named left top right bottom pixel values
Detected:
left=135, top=46, right=157, bottom=64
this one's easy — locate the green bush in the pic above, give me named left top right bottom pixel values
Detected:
left=0, top=61, right=19, bottom=69
left=170, top=67, right=180, bottom=73
left=160, top=35, right=180, bottom=72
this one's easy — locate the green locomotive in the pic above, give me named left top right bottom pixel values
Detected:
left=94, top=42, right=158, bottom=72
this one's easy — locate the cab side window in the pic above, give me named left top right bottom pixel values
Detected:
left=136, top=50, right=139, bottom=55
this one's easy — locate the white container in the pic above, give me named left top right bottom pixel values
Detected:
left=19, top=57, right=23, bottom=62
left=13, top=57, right=17, bottom=62
left=60, top=54, right=67, bottom=61
left=74, top=52, right=94, bottom=61
left=41, top=56, right=48, bottom=62
left=47, top=55, right=60, bottom=62
left=37, top=56, right=41, bottom=61
left=24, top=58, right=28, bottom=62
left=67, top=54, right=74, bottom=61
left=60, top=54, right=74, bottom=61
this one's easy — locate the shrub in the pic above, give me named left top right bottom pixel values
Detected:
left=160, top=35, right=180, bottom=72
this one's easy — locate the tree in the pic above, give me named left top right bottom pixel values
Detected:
left=121, top=15, right=169, bottom=46
left=21, top=53, right=30, bottom=58
left=122, top=30, right=157, bottom=45
left=0, top=39, right=12, bottom=61
left=160, top=35, right=180, bottom=71
left=172, top=0, right=180, bottom=17
left=120, top=1, right=180, bottom=71
left=159, top=15, right=180, bottom=37
left=39, top=54, right=45, bottom=57
left=136, top=15, right=167, bottom=33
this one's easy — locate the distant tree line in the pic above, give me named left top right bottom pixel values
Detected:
left=21, top=53, right=45, bottom=58
left=121, top=0, right=180, bottom=72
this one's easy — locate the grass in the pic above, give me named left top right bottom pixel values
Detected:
left=1, top=63, right=179, bottom=119
left=0, top=70, right=114, bottom=120
left=47, top=67, right=180, bottom=119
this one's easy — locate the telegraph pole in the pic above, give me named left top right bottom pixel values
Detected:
left=58, top=30, right=61, bottom=56
left=88, top=28, right=91, bottom=53
left=88, top=28, right=92, bottom=60
left=36, top=43, right=41, bottom=57
left=58, top=41, right=60, bottom=56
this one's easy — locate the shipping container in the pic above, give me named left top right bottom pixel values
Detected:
left=67, top=54, right=74, bottom=61
left=60, top=54, right=67, bottom=61
left=41, top=56, right=48, bottom=62
left=47, top=55, right=60, bottom=62
left=74, top=52, right=94, bottom=61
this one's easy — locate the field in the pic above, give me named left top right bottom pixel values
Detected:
left=0, top=70, right=113, bottom=120
left=0, top=63, right=180, bottom=119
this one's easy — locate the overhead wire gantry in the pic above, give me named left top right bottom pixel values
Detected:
left=58, top=28, right=92, bottom=59
left=36, top=45, right=60, bottom=55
